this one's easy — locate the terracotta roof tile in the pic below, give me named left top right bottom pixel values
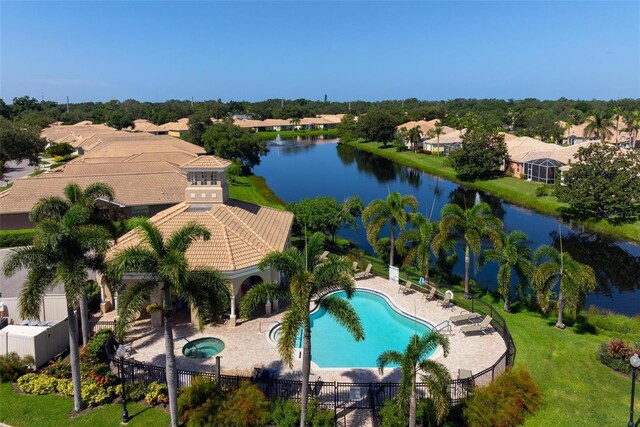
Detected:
left=180, top=156, right=232, bottom=169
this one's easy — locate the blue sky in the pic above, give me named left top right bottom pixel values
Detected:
left=1, top=1, right=639, bottom=103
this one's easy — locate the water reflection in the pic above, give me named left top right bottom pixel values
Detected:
left=549, top=231, right=640, bottom=296
left=447, top=187, right=507, bottom=221
left=336, top=144, right=422, bottom=188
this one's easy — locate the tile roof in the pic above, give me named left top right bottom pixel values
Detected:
left=109, top=200, right=294, bottom=272
left=397, top=119, right=455, bottom=136
left=0, top=171, right=187, bottom=214
left=180, top=156, right=232, bottom=169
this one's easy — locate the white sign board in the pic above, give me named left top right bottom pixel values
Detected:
left=389, top=265, right=399, bottom=284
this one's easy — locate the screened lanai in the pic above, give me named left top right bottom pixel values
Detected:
left=524, top=158, right=564, bottom=184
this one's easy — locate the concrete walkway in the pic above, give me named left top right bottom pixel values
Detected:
left=126, top=276, right=507, bottom=384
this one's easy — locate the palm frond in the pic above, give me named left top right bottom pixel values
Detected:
left=29, top=197, right=71, bottom=223
left=3, top=246, right=46, bottom=277
left=19, top=267, right=57, bottom=319
left=114, top=280, right=159, bottom=340
left=417, top=359, right=452, bottom=425
left=83, top=182, right=115, bottom=202
left=178, top=269, right=231, bottom=329
left=108, top=246, right=158, bottom=280
left=63, top=182, right=83, bottom=205
left=165, top=222, right=211, bottom=253
left=258, top=249, right=304, bottom=280
left=277, top=309, right=304, bottom=368
left=129, top=217, right=165, bottom=256
left=239, top=281, right=289, bottom=318
left=320, top=296, right=364, bottom=341
left=376, top=350, right=403, bottom=374
left=157, top=250, right=190, bottom=288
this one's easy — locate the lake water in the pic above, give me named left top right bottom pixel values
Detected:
left=254, top=137, right=640, bottom=316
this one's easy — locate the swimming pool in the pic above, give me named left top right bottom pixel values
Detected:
left=294, top=289, right=435, bottom=368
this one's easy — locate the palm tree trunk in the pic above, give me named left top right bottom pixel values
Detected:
left=464, top=244, right=470, bottom=299
left=67, top=306, right=83, bottom=412
left=556, top=288, right=565, bottom=329
left=163, top=288, right=179, bottom=427
left=299, top=323, right=311, bottom=427
left=389, top=224, right=395, bottom=266
left=504, top=292, right=511, bottom=313
left=79, top=293, right=90, bottom=346
left=409, top=375, right=417, bottom=427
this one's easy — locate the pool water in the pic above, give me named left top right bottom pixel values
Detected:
left=307, top=290, right=434, bottom=368
left=182, top=337, right=225, bottom=359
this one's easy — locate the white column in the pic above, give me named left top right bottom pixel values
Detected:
left=229, top=295, right=237, bottom=327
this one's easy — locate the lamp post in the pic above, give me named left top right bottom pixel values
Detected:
left=629, top=353, right=640, bottom=427
left=116, top=345, right=129, bottom=424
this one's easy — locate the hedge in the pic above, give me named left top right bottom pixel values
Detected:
left=0, top=229, right=36, bottom=248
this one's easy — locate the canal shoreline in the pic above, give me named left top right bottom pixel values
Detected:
left=342, top=140, right=640, bottom=245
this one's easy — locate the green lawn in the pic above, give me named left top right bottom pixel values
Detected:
left=228, top=174, right=286, bottom=209
left=0, top=382, right=169, bottom=427
left=254, top=129, right=337, bottom=140
left=345, top=140, right=640, bottom=243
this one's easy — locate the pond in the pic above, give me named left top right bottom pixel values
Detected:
left=254, top=137, right=640, bottom=316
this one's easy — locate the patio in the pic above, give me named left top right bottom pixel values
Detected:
left=122, top=276, right=507, bottom=384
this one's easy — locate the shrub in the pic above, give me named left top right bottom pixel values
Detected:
left=599, top=339, right=640, bottom=375
left=17, top=373, right=58, bottom=395
left=178, top=376, right=223, bottom=425
left=214, top=382, right=270, bottom=427
left=396, top=145, right=408, bottom=152
left=535, top=185, right=550, bottom=197
left=271, top=398, right=300, bottom=427
left=82, top=382, right=114, bottom=406
left=0, top=353, right=34, bottom=382
left=146, top=381, right=169, bottom=406
left=53, top=156, right=64, bottom=162
left=0, top=229, right=36, bottom=248
left=587, top=306, right=640, bottom=334
left=44, top=358, right=71, bottom=379
left=81, top=328, right=113, bottom=365
left=56, top=378, right=74, bottom=396
left=463, top=366, right=543, bottom=427
left=418, top=149, right=432, bottom=155
left=270, top=399, right=334, bottom=427
left=45, top=143, right=75, bottom=157
left=84, top=363, right=117, bottom=387
left=115, top=381, right=147, bottom=402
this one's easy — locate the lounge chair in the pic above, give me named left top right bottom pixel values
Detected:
left=319, top=251, right=329, bottom=261
left=399, top=281, right=413, bottom=294
left=449, top=311, right=482, bottom=324
left=423, top=287, right=437, bottom=301
left=352, top=261, right=359, bottom=271
left=354, top=264, right=372, bottom=279
left=437, top=293, right=453, bottom=309
left=460, top=316, right=493, bottom=336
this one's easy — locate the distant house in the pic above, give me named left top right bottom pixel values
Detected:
left=423, top=129, right=465, bottom=155
left=558, top=119, right=630, bottom=147
left=130, top=119, right=169, bottom=135
left=161, top=118, right=190, bottom=138
left=233, top=116, right=340, bottom=132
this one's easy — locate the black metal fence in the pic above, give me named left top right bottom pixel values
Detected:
left=102, top=294, right=516, bottom=417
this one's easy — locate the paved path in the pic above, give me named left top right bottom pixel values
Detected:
left=1, top=160, right=36, bottom=184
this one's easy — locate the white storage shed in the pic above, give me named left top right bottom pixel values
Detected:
left=0, top=320, right=69, bottom=368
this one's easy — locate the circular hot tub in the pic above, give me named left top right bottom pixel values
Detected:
left=182, top=337, right=225, bottom=359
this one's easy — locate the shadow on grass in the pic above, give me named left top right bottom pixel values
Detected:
left=127, top=405, right=155, bottom=421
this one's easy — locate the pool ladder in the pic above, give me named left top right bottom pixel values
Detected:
left=433, top=320, right=452, bottom=334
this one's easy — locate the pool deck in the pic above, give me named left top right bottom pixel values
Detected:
left=124, top=276, right=507, bottom=383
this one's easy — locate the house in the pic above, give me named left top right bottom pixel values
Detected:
left=129, top=119, right=169, bottom=135
left=161, top=118, right=190, bottom=138
left=505, top=136, right=563, bottom=179
left=0, top=131, right=206, bottom=230
left=423, top=129, right=465, bottom=154
left=99, top=155, right=294, bottom=328
left=558, top=119, right=630, bottom=146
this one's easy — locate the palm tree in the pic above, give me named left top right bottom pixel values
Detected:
left=3, top=206, right=111, bottom=412
left=407, top=126, right=423, bottom=152
left=533, top=245, right=596, bottom=329
left=240, top=233, right=364, bottom=427
left=377, top=331, right=451, bottom=427
left=433, top=203, right=503, bottom=299
left=362, top=192, right=418, bottom=266
left=396, top=213, right=438, bottom=283
left=611, top=107, right=624, bottom=144
left=108, top=218, right=231, bottom=427
left=29, top=181, right=117, bottom=345
left=583, top=111, right=613, bottom=143
left=479, top=230, right=533, bottom=312
left=290, top=117, right=301, bottom=130
left=432, top=120, right=444, bottom=156
left=624, top=110, right=640, bottom=148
